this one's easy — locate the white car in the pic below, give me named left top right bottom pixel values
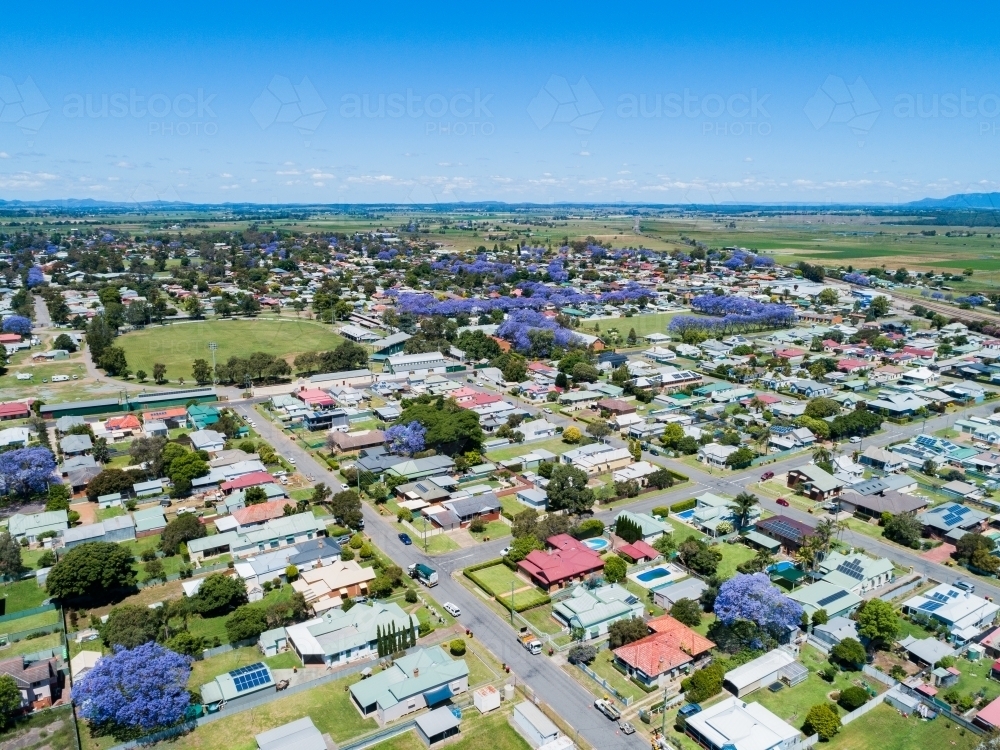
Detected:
left=500, top=546, right=512, bottom=556
left=15, top=373, right=31, bottom=381
left=443, top=602, right=461, bottom=617
left=849, top=436, right=861, bottom=444
left=287, top=456, right=296, bottom=464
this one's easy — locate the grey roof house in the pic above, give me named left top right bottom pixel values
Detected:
left=8, top=511, right=68, bottom=542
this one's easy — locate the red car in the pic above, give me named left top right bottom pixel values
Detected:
left=776, top=498, right=790, bottom=507
left=760, top=471, right=774, bottom=481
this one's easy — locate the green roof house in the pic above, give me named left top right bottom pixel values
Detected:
left=8, top=511, right=68, bottom=542
left=552, top=584, right=644, bottom=638
left=187, top=404, right=220, bottom=430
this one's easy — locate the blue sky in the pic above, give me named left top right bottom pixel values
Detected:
left=1, top=1, right=999, bottom=205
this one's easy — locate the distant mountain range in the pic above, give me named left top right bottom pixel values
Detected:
left=904, top=192, right=1000, bottom=209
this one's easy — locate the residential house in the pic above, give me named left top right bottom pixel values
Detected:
left=133, top=506, right=167, bottom=537
left=59, top=434, right=92, bottom=456
left=291, top=559, right=378, bottom=612
left=190, top=429, right=226, bottom=454
left=8, top=511, right=68, bottom=543
left=614, top=511, right=672, bottom=542
left=552, top=584, right=644, bottom=639
left=62, top=515, right=136, bottom=549
left=386, top=456, right=456, bottom=482
left=613, top=615, right=715, bottom=688
left=0, top=656, right=60, bottom=709
left=866, top=392, right=929, bottom=418
left=917, top=502, right=988, bottom=541
left=788, top=379, right=833, bottom=398
left=187, top=404, right=220, bottom=430
left=187, top=512, right=326, bottom=563
left=837, top=489, right=928, bottom=519
left=786, top=464, right=844, bottom=501
left=558, top=391, right=602, bottom=410
left=517, top=534, right=605, bottom=592
left=903, top=583, right=1000, bottom=642
left=811, top=617, right=860, bottom=650
left=685, top=697, right=801, bottom=750
left=755, top=515, right=816, bottom=552
left=788, top=581, right=862, bottom=619
left=697, top=443, right=739, bottom=468
left=723, top=649, right=806, bottom=698
left=818, top=551, right=895, bottom=595
left=280, top=601, right=417, bottom=667
left=349, top=646, right=468, bottom=724
left=573, top=447, right=633, bottom=475
left=859, top=445, right=907, bottom=473
left=691, top=492, right=760, bottom=536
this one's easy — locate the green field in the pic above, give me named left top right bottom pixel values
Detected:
left=828, top=702, right=979, bottom=750
left=115, top=319, right=346, bottom=381
left=0, top=579, right=49, bottom=614
left=366, top=711, right=530, bottom=750
left=578, top=311, right=684, bottom=340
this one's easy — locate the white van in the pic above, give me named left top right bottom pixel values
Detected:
left=443, top=602, right=461, bottom=617
left=51, top=375, right=70, bottom=382
left=15, top=373, right=31, bottom=380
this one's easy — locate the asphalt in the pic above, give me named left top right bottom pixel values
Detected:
left=235, top=384, right=1000, bottom=750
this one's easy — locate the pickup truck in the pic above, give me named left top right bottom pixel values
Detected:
left=517, top=626, right=542, bottom=655
left=594, top=699, right=621, bottom=721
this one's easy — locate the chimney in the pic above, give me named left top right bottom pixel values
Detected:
left=413, top=667, right=420, bottom=678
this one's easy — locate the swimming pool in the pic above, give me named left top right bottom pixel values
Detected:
left=675, top=509, right=696, bottom=521
left=769, top=561, right=796, bottom=573
left=627, top=563, right=687, bottom=589
left=583, top=537, right=610, bottom=552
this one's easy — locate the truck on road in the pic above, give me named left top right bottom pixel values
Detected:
left=594, top=699, right=621, bottom=721
left=408, top=563, right=438, bottom=587
left=518, top=627, right=542, bottom=655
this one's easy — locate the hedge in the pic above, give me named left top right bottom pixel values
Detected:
left=670, top=499, right=697, bottom=513
left=652, top=506, right=671, bottom=518
left=666, top=469, right=690, bottom=484
left=496, top=590, right=551, bottom=613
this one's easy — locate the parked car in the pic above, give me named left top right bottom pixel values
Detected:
left=286, top=456, right=296, bottom=464
left=849, top=436, right=861, bottom=443
left=760, top=471, right=774, bottom=481
left=398, top=532, right=413, bottom=545
left=500, top=546, right=512, bottom=556
left=543, top=407, right=553, bottom=414
left=776, top=498, right=790, bottom=507
left=443, top=602, right=461, bottom=617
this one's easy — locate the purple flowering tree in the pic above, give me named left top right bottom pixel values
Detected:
left=26, top=267, right=44, bottom=287
left=713, top=573, right=803, bottom=639
left=669, top=295, right=796, bottom=338
left=842, top=272, right=870, bottom=286
left=1, top=315, right=32, bottom=336
left=385, top=421, right=427, bottom=456
left=75, top=643, right=191, bottom=735
left=0, top=447, right=56, bottom=498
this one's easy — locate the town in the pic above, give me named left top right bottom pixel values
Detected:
left=0, top=210, right=999, bottom=750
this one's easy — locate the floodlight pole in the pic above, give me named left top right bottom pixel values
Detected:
left=208, top=342, right=218, bottom=385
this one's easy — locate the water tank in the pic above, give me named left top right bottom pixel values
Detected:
left=504, top=684, right=515, bottom=701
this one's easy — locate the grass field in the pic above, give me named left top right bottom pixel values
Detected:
left=0, top=704, right=77, bottom=750
left=486, top=437, right=570, bottom=463
left=366, top=711, right=530, bottom=750
left=827, top=702, right=979, bottom=750
left=578, top=311, right=684, bottom=340
left=0, top=578, right=49, bottom=614
left=115, top=319, right=346, bottom=380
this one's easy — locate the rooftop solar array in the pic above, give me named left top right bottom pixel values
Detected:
left=817, top=590, right=849, bottom=607
left=919, top=601, right=943, bottom=612
left=835, top=558, right=865, bottom=581
left=230, top=662, right=272, bottom=694
left=760, top=518, right=807, bottom=543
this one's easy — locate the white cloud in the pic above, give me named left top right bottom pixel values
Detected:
left=0, top=152, right=8, bottom=159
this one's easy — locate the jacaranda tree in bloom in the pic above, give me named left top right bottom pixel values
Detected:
left=0, top=447, right=56, bottom=498
left=842, top=272, right=870, bottom=286
left=385, top=421, right=427, bottom=457
left=714, top=573, right=803, bottom=640
left=26, top=267, right=44, bottom=287
left=668, top=294, right=796, bottom=338
left=1, top=315, right=32, bottom=336
left=496, top=309, right=580, bottom=355
left=75, top=643, right=191, bottom=738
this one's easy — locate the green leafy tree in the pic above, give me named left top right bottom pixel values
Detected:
left=505, top=534, right=543, bottom=563
left=102, top=604, right=160, bottom=649
left=883, top=513, right=923, bottom=549
left=0, top=532, right=22, bottom=578
left=85, top=468, right=139, bottom=502
left=811, top=608, right=829, bottom=627
left=160, top=513, right=206, bottom=555
left=607, top=617, right=648, bottom=648
left=192, top=359, right=212, bottom=384
left=830, top=637, right=866, bottom=669
left=680, top=662, right=725, bottom=703
left=728, top=492, right=759, bottom=530
left=225, top=604, right=269, bottom=642
left=0, top=674, right=22, bottom=729
left=838, top=686, right=869, bottom=711
left=46, top=483, right=71, bottom=511
left=46, top=542, right=136, bottom=602
left=546, top=464, right=595, bottom=515
left=803, top=703, right=840, bottom=741
left=244, top=486, right=268, bottom=506
left=603, top=555, right=627, bottom=583
left=855, top=598, right=899, bottom=649
left=670, top=598, right=703, bottom=627
left=398, top=395, right=483, bottom=455
left=724, top=447, right=755, bottom=469
left=191, top=573, right=249, bottom=616
left=99, top=345, right=130, bottom=377
left=869, top=296, right=891, bottom=318
left=152, top=363, right=167, bottom=384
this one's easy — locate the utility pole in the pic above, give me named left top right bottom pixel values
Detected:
left=208, top=342, right=218, bottom=385
left=510, top=581, right=515, bottom=625
left=661, top=683, right=668, bottom=736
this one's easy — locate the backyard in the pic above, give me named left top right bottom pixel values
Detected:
left=470, top=563, right=549, bottom=610
left=0, top=578, right=49, bottom=615
left=363, top=710, right=531, bottom=750
left=827, top=702, right=980, bottom=750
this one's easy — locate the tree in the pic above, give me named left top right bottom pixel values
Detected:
left=830, top=637, right=867, bottom=670
left=505, top=534, right=543, bottom=563
left=838, top=686, right=869, bottom=711
left=803, top=703, right=840, bottom=741
left=53, top=333, right=77, bottom=352
left=855, top=598, right=899, bottom=649
left=728, top=492, right=759, bottom=530
left=0, top=674, right=21, bottom=729
left=244, top=486, right=268, bottom=506
left=869, top=295, right=891, bottom=318
left=804, top=397, right=840, bottom=419
left=225, top=604, right=269, bottom=642
left=85, top=468, right=138, bottom=502
left=604, top=555, right=627, bottom=583
left=160, top=513, right=206, bottom=555
left=811, top=608, right=829, bottom=627
left=511, top=509, right=539, bottom=539
left=670, top=598, right=703, bottom=627
left=102, top=604, right=159, bottom=649
left=164, top=451, right=208, bottom=497
left=1, top=315, right=31, bottom=336
left=47, top=483, right=71, bottom=511
left=817, top=288, right=839, bottom=306
left=883, top=513, right=922, bottom=549
left=922, top=458, right=938, bottom=477
left=385, top=421, right=427, bottom=456
left=955, top=532, right=995, bottom=564
left=152, top=363, right=167, bottom=384
left=0, top=532, right=22, bottom=578
left=75, top=643, right=191, bottom=737
left=724, top=447, right=755, bottom=469
left=99, top=346, right=130, bottom=377
left=652, top=533, right=676, bottom=557
left=678, top=538, right=722, bottom=576
left=586, top=420, right=611, bottom=440
left=628, top=439, right=642, bottom=463
left=713, top=573, right=803, bottom=641
left=330, top=489, right=364, bottom=529
left=662, top=422, right=685, bottom=448
left=46, top=542, right=136, bottom=602
left=191, top=358, right=212, bottom=384
left=608, top=617, right=648, bottom=649
left=191, top=573, right=248, bottom=616
left=571, top=363, right=600, bottom=383
left=567, top=644, right=598, bottom=664
left=562, top=426, right=582, bottom=444
left=647, top=468, right=675, bottom=490
left=972, top=546, right=1000, bottom=575
left=92, top=437, right=111, bottom=464
left=397, top=395, right=483, bottom=455
left=0, top=447, right=57, bottom=498
left=546, top=464, right=595, bottom=515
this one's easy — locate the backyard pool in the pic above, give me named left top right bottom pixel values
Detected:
left=583, top=537, right=610, bottom=552
left=628, top=563, right=688, bottom=589
left=769, top=561, right=796, bottom=573
left=674, top=509, right=696, bottom=522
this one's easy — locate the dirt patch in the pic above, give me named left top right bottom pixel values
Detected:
left=70, top=501, right=97, bottom=526
left=921, top=543, right=956, bottom=564
left=873, top=649, right=920, bottom=678
left=3, top=719, right=64, bottom=750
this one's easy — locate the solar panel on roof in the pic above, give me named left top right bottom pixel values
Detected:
left=919, top=601, right=943, bottom=612
left=836, top=559, right=865, bottom=581
left=817, top=590, right=848, bottom=607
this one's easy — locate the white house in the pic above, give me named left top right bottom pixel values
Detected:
left=698, top=443, right=739, bottom=467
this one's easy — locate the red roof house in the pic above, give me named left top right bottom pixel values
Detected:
left=613, top=616, right=715, bottom=686
left=517, top=534, right=604, bottom=591
left=221, top=471, right=275, bottom=493
left=616, top=539, right=660, bottom=562
left=977, top=695, right=1000, bottom=730
left=231, top=499, right=293, bottom=527
left=0, top=334, right=21, bottom=344
left=105, top=414, right=142, bottom=431
left=836, top=358, right=870, bottom=374
left=296, top=388, right=335, bottom=408
left=0, top=402, right=30, bottom=421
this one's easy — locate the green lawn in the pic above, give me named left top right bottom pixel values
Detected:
left=714, top=542, right=756, bottom=580
left=115, top=319, right=346, bottom=382
left=0, top=631, right=63, bottom=657
left=469, top=520, right=511, bottom=543
left=0, top=578, right=49, bottom=614
left=578, top=312, right=683, bottom=340
left=827, top=702, right=980, bottom=750
left=472, top=564, right=528, bottom=595
left=96, top=506, right=126, bottom=521
left=947, top=656, right=1000, bottom=704
left=486, top=437, right=571, bottom=463
left=366, top=711, right=530, bottom=750
left=1, top=608, right=60, bottom=634
left=517, top=603, right=564, bottom=635
left=585, top=647, right=644, bottom=702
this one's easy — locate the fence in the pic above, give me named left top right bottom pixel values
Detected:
left=839, top=689, right=889, bottom=725
left=575, top=663, right=633, bottom=706
left=340, top=720, right=417, bottom=750
left=0, top=603, right=56, bottom=623
left=862, top=664, right=899, bottom=688
left=200, top=637, right=257, bottom=660
left=877, top=575, right=925, bottom=603
left=750, top=448, right=802, bottom=466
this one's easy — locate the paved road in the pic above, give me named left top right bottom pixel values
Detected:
left=231, top=383, right=1000, bottom=749
left=32, top=293, right=52, bottom=329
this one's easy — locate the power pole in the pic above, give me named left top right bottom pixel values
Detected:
left=208, top=341, right=218, bottom=385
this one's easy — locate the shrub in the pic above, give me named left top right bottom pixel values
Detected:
left=803, top=703, right=840, bottom=741
left=568, top=644, right=597, bottom=665
left=449, top=639, right=466, bottom=656
left=669, top=499, right=696, bottom=513
left=838, top=686, right=869, bottom=711
left=652, top=506, right=670, bottom=517
left=830, top=638, right=866, bottom=670
left=680, top=662, right=725, bottom=703
left=469, top=518, right=486, bottom=533
left=404, top=588, right=418, bottom=604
